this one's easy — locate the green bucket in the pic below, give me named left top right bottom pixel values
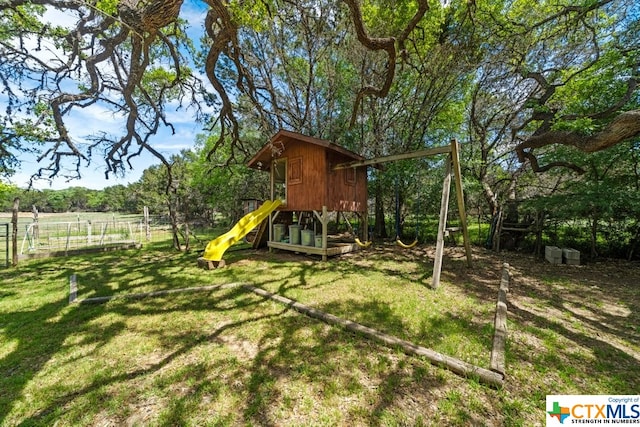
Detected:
left=273, top=224, right=286, bottom=242
left=289, top=225, right=301, bottom=245
left=301, top=229, right=314, bottom=246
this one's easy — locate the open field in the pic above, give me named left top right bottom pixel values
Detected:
left=1, top=240, right=638, bottom=426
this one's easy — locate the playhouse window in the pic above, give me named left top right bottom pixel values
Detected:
left=289, top=156, right=303, bottom=185
left=345, top=167, right=356, bottom=185
left=274, top=158, right=287, bottom=203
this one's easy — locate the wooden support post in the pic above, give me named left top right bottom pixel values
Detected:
left=69, top=274, right=78, bottom=303
left=490, top=263, right=510, bottom=375
left=433, top=156, right=452, bottom=288
left=322, top=206, right=328, bottom=261
left=269, top=161, right=275, bottom=253
left=450, top=140, right=472, bottom=267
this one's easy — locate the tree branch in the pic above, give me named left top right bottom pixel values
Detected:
left=516, top=110, right=640, bottom=172
left=343, top=0, right=429, bottom=127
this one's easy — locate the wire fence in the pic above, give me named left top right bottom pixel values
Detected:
left=20, top=219, right=141, bottom=254
left=0, top=213, right=193, bottom=267
left=0, top=223, right=8, bottom=268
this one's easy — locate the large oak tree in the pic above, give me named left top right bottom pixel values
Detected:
left=0, top=0, right=638, bottom=184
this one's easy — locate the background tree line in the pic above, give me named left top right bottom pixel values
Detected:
left=2, top=131, right=640, bottom=261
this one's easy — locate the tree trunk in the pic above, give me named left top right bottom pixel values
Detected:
left=534, top=210, right=545, bottom=256
left=374, top=181, right=387, bottom=239
left=481, top=180, right=499, bottom=216
left=167, top=196, right=181, bottom=251
left=626, top=221, right=640, bottom=261
left=590, top=216, right=599, bottom=259
left=184, top=222, right=190, bottom=251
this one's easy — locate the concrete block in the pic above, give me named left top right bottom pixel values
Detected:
left=545, top=246, right=562, bottom=264
left=562, top=248, right=580, bottom=265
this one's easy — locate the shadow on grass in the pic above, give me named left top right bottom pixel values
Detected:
left=10, top=242, right=618, bottom=424
left=0, top=245, right=458, bottom=425
left=0, top=294, right=113, bottom=424
left=443, top=248, right=640, bottom=395
left=24, top=307, right=287, bottom=425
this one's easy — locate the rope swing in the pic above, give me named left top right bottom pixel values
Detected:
left=395, top=177, right=419, bottom=249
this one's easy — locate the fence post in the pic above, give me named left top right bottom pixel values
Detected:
left=65, top=223, right=72, bottom=253
left=11, top=198, right=19, bottom=266
left=32, top=205, right=39, bottom=245
left=144, top=206, right=150, bottom=241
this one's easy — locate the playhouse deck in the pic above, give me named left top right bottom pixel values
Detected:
left=267, top=240, right=360, bottom=258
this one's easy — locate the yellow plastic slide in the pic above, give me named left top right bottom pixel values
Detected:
left=202, top=199, right=282, bottom=262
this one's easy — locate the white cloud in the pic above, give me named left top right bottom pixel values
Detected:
left=180, top=0, right=208, bottom=39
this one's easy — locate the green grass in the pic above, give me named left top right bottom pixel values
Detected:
left=1, top=239, right=638, bottom=426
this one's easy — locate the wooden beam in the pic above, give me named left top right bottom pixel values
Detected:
left=242, top=284, right=504, bottom=387
left=450, top=140, right=473, bottom=267
left=268, top=241, right=359, bottom=256
left=73, top=283, right=244, bottom=304
left=269, top=162, right=275, bottom=250
left=69, top=274, right=78, bottom=304
left=333, top=145, right=452, bottom=170
left=490, top=263, right=510, bottom=375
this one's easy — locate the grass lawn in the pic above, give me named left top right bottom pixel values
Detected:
left=0, top=239, right=638, bottom=426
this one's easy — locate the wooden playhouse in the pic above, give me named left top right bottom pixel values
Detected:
left=247, top=130, right=369, bottom=260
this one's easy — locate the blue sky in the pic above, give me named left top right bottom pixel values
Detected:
left=7, top=0, right=210, bottom=190
left=11, top=105, right=206, bottom=190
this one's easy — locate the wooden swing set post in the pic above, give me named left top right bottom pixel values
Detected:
left=433, top=155, right=452, bottom=289
left=433, top=140, right=473, bottom=287
left=450, top=139, right=473, bottom=267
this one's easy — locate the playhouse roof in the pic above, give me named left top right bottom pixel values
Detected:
left=247, top=130, right=366, bottom=170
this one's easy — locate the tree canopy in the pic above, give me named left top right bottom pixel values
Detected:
left=0, top=0, right=637, bottom=185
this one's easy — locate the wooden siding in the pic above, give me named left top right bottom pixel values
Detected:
left=248, top=129, right=366, bottom=170
left=249, top=130, right=368, bottom=213
left=280, top=141, right=327, bottom=211
left=326, top=151, right=367, bottom=212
